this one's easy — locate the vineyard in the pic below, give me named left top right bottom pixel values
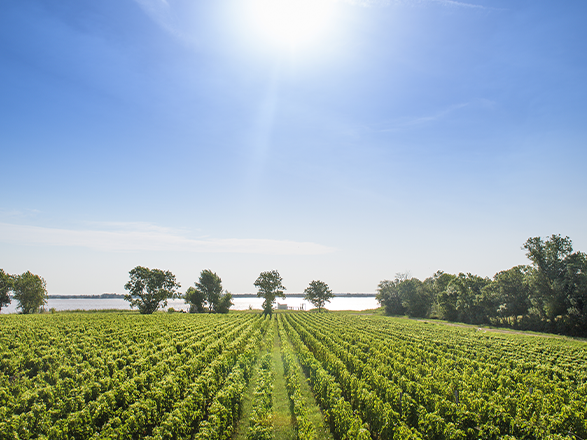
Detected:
left=1, top=312, right=586, bottom=439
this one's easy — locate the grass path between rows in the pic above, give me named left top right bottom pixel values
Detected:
left=272, top=321, right=297, bottom=440
left=281, top=317, right=335, bottom=440
left=232, top=316, right=334, bottom=440
left=231, top=327, right=268, bottom=440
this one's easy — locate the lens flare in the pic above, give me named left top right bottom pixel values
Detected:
left=250, top=0, right=334, bottom=49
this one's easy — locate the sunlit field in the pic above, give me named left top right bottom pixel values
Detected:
left=1, top=311, right=585, bottom=439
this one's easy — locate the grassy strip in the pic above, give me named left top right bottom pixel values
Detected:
left=277, top=315, right=315, bottom=440
left=271, top=320, right=296, bottom=440
left=281, top=314, right=372, bottom=440
left=193, top=318, right=273, bottom=440
left=277, top=314, right=335, bottom=440
left=294, top=359, right=335, bottom=440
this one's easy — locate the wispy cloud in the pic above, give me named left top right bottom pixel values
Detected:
left=338, top=0, right=490, bottom=9
left=0, top=222, right=334, bottom=255
left=132, top=0, right=188, bottom=42
left=429, top=0, right=488, bottom=9
left=376, top=102, right=469, bottom=132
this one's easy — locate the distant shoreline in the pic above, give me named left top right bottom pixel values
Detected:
left=46, top=293, right=376, bottom=299
left=231, top=293, right=376, bottom=298
left=47, top=293, right=125, bottom=299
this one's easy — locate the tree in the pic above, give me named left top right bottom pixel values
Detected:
left=399, top=278, right=433, bottom=318
left=436, top=281, right=459, bottom=321
left=304, top=280, right=334, bottom=312
left=437, top=273, right=491, bottom=324
left=0, top=269, right=13, bottom=312
left=185, top=270, right=233, bottom=314
left=254, top=270, right=286, bottom=316
left=377, top=274, right=434, bottom=318
left=481, top=265, right=531, bottom=324
left=12, top=271, right=47, bottom=314
left=124, top=266, right=180, bottom=314
left=523, top=235, right=587, bottom=333
left=424, top=271, right=456, bottom=318
left=376, top=279, right=405, bottom=316
left=216, top=292, right=234, bottom=314
left=184, top=286, right=206, bottom=313
left=376, top=273, right=410, bottom=316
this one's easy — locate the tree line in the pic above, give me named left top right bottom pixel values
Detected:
left=376, top=235, right=587, bottom=336
left=0, top=265, right=334, bottom=316
left=123, top=266, right=334, bottom=316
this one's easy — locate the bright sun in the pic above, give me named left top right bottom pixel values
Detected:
left=249, top=0, right=335, bottom=49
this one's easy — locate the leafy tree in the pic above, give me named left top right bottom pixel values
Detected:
left=304, top=280, right=334, bottom=312
left=0, top=269, right=13, bottom=312
left=437, top=273, right=491, bottom=324
left=399, top=278, right=433, bottom=318
left=12, top=271, right=48, bottom=314
left=523, top=234, right=587, bottom=333
left=197, top=269, right=223, bottom=312
left=216, top=292, right=234, bottom=314
left=185, top=270, right=233, bottom=314
left=436, top=282, right=459, bottom=321
left=424, top=271, right=456, bottom=318
left=481, top=265, right=531, bottom=324
left=524, top=235, right=573, bottom=320
left=376, top=275, right=407, bottom=316
left=124, top=266, right=180, bottom=314
left=184, top=286, right=206, bottom=313
left=377, top=274, right=434, bottom=318
left=254, top=270, right=286, bottom=316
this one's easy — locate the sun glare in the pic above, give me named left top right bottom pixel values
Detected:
left=250, top=0, right=334, bottom=49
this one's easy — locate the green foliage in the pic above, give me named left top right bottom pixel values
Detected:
left=185, top=270, right=233, bottom=314
left=377, top=235, right=587, bottom=336
left=277, top=315, right=316, bottom=440
left=481, top=265, right=531, bottom=322
left=185, top=286, right=206, bottom=313
left=281, top=314, right=372, bottom=440
left=376, top=273, right=434, bottom=318
left=303, top=280, right=333, bottom=312
left=282, top=312, right=587, bottom=440
left=523, top=235, right=587, bottom=333
left=399, top=278, right=433, bottom=318
left=217, top=292, right=234, bottom=314
left=247, top=353, right=275, bottom=440
left=197, top=269, right=222, bottom=312
left=437, top=273, right=492, bottom=324
left=254, top=270, right=286, bottom=317
left=0, top=313, right=268, bottom=439
left=376, top=277, right=406, bottom=316
left=0, top=312, right=585, bottom=439
left=0, top=268, right=13, bottom=311
left=12, top=270, right=47, bottom=314
left=123, top=266, right=180, bottom=314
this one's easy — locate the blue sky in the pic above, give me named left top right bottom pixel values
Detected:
left=1, top=0, right=586, bottom=295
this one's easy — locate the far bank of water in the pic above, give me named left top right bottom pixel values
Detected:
left=1, top=296, right=379, bottom=314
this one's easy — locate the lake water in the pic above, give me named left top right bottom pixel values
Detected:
left=0, top=296, right=379, bottom=314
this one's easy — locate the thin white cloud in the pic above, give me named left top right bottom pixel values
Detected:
left=132, top=0, right=186, bottom=41
left=0, top=222, right=334, bottom=255
left=338, top=0, right=490, bottom=9
left=429, top=0, right=487, bottom=9
left=377, top=102, right=469, bottom=132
